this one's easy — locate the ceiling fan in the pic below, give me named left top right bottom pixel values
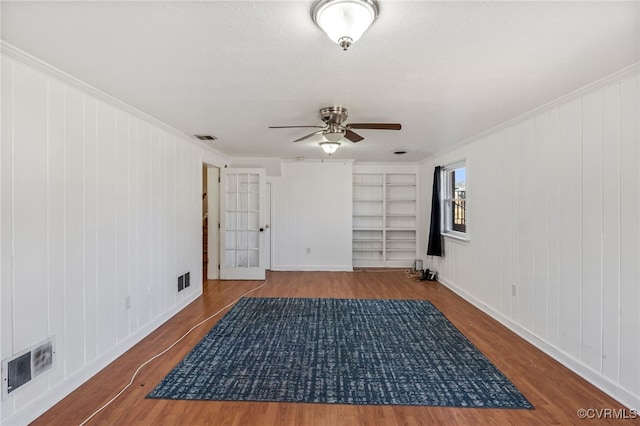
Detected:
left=269, top=106, right=401, bottom=154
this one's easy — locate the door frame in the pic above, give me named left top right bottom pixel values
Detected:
left=219, top=168, right=267, bottom=280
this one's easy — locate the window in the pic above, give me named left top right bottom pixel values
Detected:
left=442, top=162, right=466, bottom=237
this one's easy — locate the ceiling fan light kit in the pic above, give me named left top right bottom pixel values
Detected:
left=319, top=141, right=341, bottom=155
left=324, top=131, right=345, bottom=142
left=311, top=0, right=379, bottom=51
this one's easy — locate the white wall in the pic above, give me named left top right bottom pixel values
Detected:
left=419, top=68, right=640, bottom=409
left=0, top=45, right=227, bottom=425
left=271, top=160, right=353, bottom=271
left=229, top=157, right=282, bottom=177
left=1, top=40, right=636, bottom=424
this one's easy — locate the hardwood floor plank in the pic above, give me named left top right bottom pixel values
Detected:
left=32, top=271, right=636, bottom=425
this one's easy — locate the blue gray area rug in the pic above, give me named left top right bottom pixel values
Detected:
left=148, top=297, right=533, bottom=409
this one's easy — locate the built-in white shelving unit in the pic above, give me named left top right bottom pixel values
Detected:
left=352, top=169, right=417, bottom=267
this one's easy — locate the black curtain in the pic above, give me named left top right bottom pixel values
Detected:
left=427, top=166, right=443, bottom=256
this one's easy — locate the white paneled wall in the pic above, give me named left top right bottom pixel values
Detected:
left=1, top=50, right=218, bottom=424
left=421, top=71, right=640, bottom=409
left=272, top=160, right=353, bottom=271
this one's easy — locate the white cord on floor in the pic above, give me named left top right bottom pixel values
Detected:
left=78, top=279, right=269, bottom=426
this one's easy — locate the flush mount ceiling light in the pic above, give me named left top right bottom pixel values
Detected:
left=311, top=0, right=379, bottom=51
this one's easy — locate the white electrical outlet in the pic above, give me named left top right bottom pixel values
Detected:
left=306, top=247, right=311, bottom=254
left=125, top=296, right=131, bottom=310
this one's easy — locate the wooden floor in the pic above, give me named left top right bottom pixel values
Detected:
left=33, top=271, right=635, bottom=425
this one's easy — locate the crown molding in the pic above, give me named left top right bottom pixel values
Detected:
left=434, top=61, right=640, bottom=158
left=281, top=158, right=355, bottom=163
left=0, top=40, right=213, bottom=150
left=353, top=161, right=420, bottom=166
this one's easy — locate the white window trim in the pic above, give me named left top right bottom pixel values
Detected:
left=442, top=230, right=469, bottom=243
left=441, top=160, right=469, bottom=242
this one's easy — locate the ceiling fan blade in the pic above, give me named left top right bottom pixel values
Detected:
left=344, top=129, right=364, bottom=143
left=348, top=123, right=402, bottom=130
left=293, top=130, right=323, bottom=143
left=269, top=125, right=325, bottom=129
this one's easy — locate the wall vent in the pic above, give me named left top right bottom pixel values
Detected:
left=178, top=275, right=185, bottom=292
left=2, top=337, right=55, bottom=399
left=178, top=272, right=191, bottom=292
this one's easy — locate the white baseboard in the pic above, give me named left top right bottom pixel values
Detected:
left=271, top=265, right=353, bottom=272
left=437, top=276, right=640, bottom=412
left=3, top=291, right=202, bottom=426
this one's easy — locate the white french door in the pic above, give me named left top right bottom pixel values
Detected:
left=220, top=168, right=266, bottom=280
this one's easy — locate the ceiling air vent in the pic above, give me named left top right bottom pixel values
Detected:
left=194, top=135, right=217, bottom=141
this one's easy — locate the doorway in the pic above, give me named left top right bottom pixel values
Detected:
left=203, top=167, right=271, bottom=282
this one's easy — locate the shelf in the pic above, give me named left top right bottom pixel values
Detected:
left=385, top=174, right=416, bottom=186
left=353, top=254, right=384, bottom=260
left=385, top=254, right=415, bottom=261
left=353, top=172, right=417, bottom=268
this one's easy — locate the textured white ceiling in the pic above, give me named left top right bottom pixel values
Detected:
left=2, top=1, right=638, bottom=162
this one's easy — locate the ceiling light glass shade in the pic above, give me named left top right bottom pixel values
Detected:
left=324, top=131, right=344, bottom=142
left=319, top=141, right=341, bottom=154
left=311, top=0, right=379, bottom=50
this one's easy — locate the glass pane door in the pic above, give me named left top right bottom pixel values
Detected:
left=220, top=168, right=265, bottom=280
